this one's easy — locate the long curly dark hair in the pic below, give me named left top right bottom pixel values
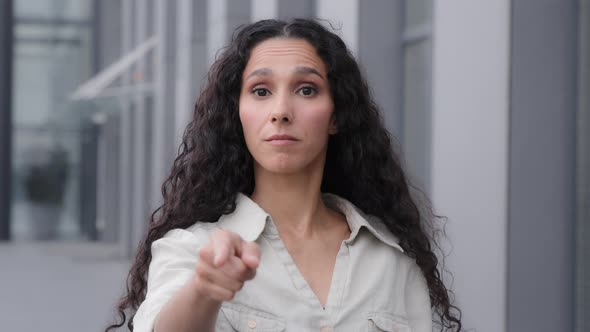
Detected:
left=106, top=18, right=462, bottom=331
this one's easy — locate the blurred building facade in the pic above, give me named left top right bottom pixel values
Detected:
left=0, top=0, right=588, bottom=331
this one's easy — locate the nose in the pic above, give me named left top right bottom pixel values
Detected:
left=271, top=114, right=291, bottom=123
left=270, top=93, right=293, bottom=124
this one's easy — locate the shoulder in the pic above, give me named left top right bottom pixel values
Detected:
left=153, top=191, right=268, bottom=248
left=151, top=222, right=219, bottom=252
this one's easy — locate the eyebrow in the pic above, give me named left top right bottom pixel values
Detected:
left=245, top=66, right=324, bottom=80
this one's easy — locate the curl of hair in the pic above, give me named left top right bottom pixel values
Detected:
left=106, top=18, right=462, bottom=331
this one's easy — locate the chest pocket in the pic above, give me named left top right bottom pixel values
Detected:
left=218, top=302, right=286, bottom=332
left=368, top=312, right=412, bottom=332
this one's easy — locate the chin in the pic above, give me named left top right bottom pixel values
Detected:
left=258, top=155, right=310, bottom=174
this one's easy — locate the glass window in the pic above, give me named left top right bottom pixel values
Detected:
left=11, top=0, right=94, bottom=241
left=402, top=0, right=433, bottom=192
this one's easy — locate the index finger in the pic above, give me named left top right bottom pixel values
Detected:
left=211, top=229, right=244, bottom=267
left=240, top=241, right=261, bottom=270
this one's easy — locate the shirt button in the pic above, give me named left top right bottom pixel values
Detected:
left=320, top=326, right=332, bottom=332
left=248, top=319, right=257, bottom=329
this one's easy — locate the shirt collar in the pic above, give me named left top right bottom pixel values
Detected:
left=216, top=193, right=404, bottom=253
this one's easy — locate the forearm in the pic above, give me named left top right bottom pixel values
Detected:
left=154, top=279, right=222, bottom=332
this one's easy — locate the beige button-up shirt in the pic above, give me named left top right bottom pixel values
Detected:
left=133, top=193, right=432, bottom=332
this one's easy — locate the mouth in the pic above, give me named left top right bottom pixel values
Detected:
left=265, top=134, right=299, bottom=146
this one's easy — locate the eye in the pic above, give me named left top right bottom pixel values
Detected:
left=297, top=86, right=317, bottom=97
left=252, top=87, right=270, bottom=97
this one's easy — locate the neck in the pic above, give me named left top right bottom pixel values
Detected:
left=250, top=162, right=330, bottom=238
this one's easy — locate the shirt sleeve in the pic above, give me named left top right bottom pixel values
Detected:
left=405, top=264, right=433, bottom=332
left=132, top=227, right=209, bottom=332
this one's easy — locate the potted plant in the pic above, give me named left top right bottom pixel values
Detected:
left=23, top=146, right=69, bottom=240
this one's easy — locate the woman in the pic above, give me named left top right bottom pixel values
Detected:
left=107, top=18, right=462, bottom=332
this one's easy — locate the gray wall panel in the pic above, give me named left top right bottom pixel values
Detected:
left=95, top=0, right=122, bottom=71
left=227, top=0, right=251, bottom=38
left=192, top=0, right=209, bottom=93
left=358, top=0, right=404, bottom=140
left=278, top=0, right=314, bottom=20
left=508, top=0, right=578, bottom=331
left=577, top=1, right=590, bottom=330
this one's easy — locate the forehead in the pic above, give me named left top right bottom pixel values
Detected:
left=244, top=38, right=326, bottom=74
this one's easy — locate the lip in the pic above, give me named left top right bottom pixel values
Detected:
left=266, top=134, right=297, bottom=141
left=265, top=134, right=299, bottom=146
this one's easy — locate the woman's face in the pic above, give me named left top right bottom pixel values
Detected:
left=239, top=38, right=336, bottom=174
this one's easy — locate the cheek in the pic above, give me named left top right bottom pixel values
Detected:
left=301, top=101, right=334, bottom=135
left=239, top=102, right=261, bottom=137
